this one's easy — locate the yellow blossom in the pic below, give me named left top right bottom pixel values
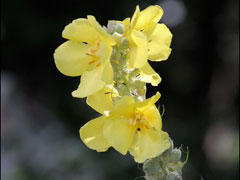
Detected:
left=108, top=5, right=171, bottom=86
left=127, top=5, right=173, bottom=68
left=54, top=16, right=116, bottom=98
left=80, top=91, right=170, bottom=163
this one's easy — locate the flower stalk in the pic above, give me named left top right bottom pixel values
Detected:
left=53, top=4, right=188, bottom=179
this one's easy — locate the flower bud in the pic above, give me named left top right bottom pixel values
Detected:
left=107, top=21, right=125, bottom=34
left=169, top=149, right=182, bottom=162
left=167, top=172, right=182, bottom=180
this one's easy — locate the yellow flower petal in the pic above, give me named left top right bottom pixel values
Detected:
left=135, top=5, right=163, bottom=30
left=70, top=40, right=113, bottom=98
left=87, top=15, right=116, bottom=46
left=143, top=105, right=162, bottom=131
left=80, top=116, right=110, bottom=152
left=130, top=5, right=140, bottom=32
left=103, top=117, right=135, bottom=155
left=139, top=62, right=161, bottom=86
left=135, top=92, right=162, bottom=131
left=72, top=67, right=105, bottom=98
left=141, top=21, right=157, bottom=39
left=136, top=92, right=161, bottom=109
left=54, top=41, right=96, bottom=77
left=128, top=30, right=148, bottom=68
left=93, top=41, right=113, bottom=84
left=87, top=86, right=115, bottom=114
left=121, top=18, right=130, bottom=36
left=147, top=24, right=173, bottom=61
left=97, top=41, right=113, bottom=65
left=101, top=62, right=113, bottom=84
left=62, top=18, right=100, bottom=45
left=110, top=96, right=135, bottom=118
left=129, top=130, right=170, bottom=163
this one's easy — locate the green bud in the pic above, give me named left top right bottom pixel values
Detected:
left=112, top=32, right=123, bottom=42
left=143, top=159, right=161, bottom=176
left=169, top=149, right=182, bottom=163
left=115, top=23, right=125, bottom=34
left=106, top=22, right=114, bottom=34
left=167, top=172, right=182, bottom=180
left=107, top=21, right=125, bottom=34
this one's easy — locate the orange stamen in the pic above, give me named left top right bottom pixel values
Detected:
left=89, top=41, right=100, bottom=54
left=145, top=125, right=149, bottom=130
left=90, top=48, right=98, bottom=54
left=88, top=56, right=100, bottom=65
left=96, top=41, right=100, bottom=48
left=88, top=60, right=96, bottom=65
left=97, top=63, right=101, bottom=67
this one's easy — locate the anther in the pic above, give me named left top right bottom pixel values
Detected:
left=97, top=63, right=101, bottom=67
left=88, top=60, right=96, bottom=64
left=104, top=92, right=112, bottom=94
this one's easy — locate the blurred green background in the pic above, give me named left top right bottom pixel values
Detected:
left=1, top=0, right=239, bottom=179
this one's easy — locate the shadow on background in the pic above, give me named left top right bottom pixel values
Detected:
left=1, top=0, right=239, bottom=179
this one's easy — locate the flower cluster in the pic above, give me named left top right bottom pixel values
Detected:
left=54, top=5, right=173, bottom=163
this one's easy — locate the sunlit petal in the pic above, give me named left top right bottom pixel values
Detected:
left=136, top=92, right=161, bottom=109
left=72, top=67, right=105, bottom=98
left=97, top=41, right=113, bottom=65
left=129, top=130, right=170, bottom=163
left=128, top=30, right=148, bottom=68
left=110, top=96, right=135, bottom=118
left=80, top=116, right=110, bottom=152
left=87, top=15, right=116, bottom=46
left=139, top=62, right=161, bottom=86
left=121, top=18, right=131, bottom=36
left=130, top=5, right=140, bottom=32
left=148, top=24, right=173, bottom=61
left=62, top=18, right=100, bottom=45
left=143, top=105, right=162, bottom=131
left=103, top=117, right=134, bottom=155
left=101, top=62, right=113, bottom=84
left=54, top=41, right=95, bottom=77
left=135, top=5, right=163, bottom=30
left=87, top=86, right=115, bottom=114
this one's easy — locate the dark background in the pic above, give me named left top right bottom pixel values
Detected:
left=1, top=0, right=239, bottom=179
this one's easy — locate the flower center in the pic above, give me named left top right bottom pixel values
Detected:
left=129, top=110, right=150, bottom=133
left=86, top=41, right=101, bottom=67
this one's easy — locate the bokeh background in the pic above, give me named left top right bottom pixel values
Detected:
left=1, top=0, right=239, bottom=179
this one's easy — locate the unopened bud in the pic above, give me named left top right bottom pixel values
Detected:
left=115, top=23, right=125, bottom=34
left=167, top=172, right=182, bottom=180
left=169, top=149, right=182, bottom=162
left=107, top=21, right=125, bottom=35
left=112, top=32, right=123, bottom=42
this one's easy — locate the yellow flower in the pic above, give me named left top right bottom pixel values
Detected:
left=110, top=5, right=171, bottom=86
left=127, top=5, right=173, bottom=68
left=54, top=16, right=116, bottom=98
left=80, top=91, right=170, bottom=163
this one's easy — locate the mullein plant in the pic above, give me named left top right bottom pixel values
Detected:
left=54, top=5, right=188, bottom=179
